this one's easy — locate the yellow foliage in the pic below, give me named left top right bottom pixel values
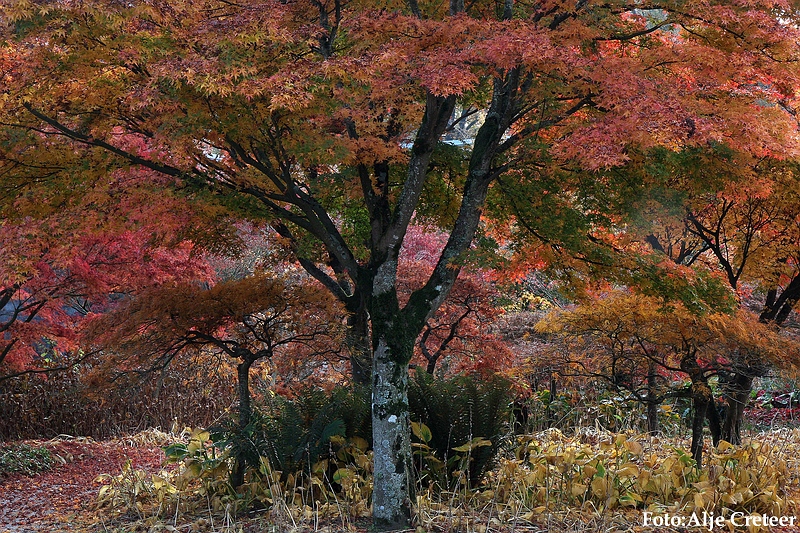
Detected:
left=485, top=429, right=796, bottom=516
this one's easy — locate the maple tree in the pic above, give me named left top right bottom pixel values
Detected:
left=538, top=291, right=798, bottom=465
left=85, top=272, right=343, bottom=486
left=0, top=215, right=212, bottom=383
left=629, top=150, right=800, bottom=443
left=4, top=0, right=800, bottom=528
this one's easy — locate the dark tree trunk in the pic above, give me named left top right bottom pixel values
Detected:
left=690, top=383, right=710, bottom=467
left=681, top=353, right=710, bottom=466
left=721, top=373, right=752, bottom=445
left=706, top=394, right=721, bottom=447
left=547, top=373, right=557, bottom=426
left=347, top=305, right=373, bottom=386
left=425, top=358, right=436, bottom=375
left=718, top=275, right=800, bottom=443
left=646, top=399, right=660, bottom=435
left=237, top=359, right=254, bottom=430
left=232, top=358, right=254, bottom=488
left=759, top=274, right=800, bottom=325
left=646, top=362, right=660, bottom=435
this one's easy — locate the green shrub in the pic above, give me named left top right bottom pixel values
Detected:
left=0, top=443, right=54, bottom=476
left=204, top=375, right=512, bottom=493
left=408, top=371, right=513, bottom=489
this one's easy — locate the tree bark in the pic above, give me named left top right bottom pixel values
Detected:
left=720, top=373, right=752, bottom=445
left=645, top=362, right=659, bottom=435
left=347, top=305, right=373, bottom=386
left=232, top=358, right=254, bottom=488
left=690, top=385, right=709, bottom=466
left=371, top=336, right=414, bottom=531
left=237, top=359, right=254, bottom=430
left=681, top=353, right=709, bottom=466
left=706, top=394, right=721, bottom=447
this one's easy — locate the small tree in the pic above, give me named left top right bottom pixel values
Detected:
left=637, top=154, right=800, bottom=444
left=86, top=272, right=344, bottom=485
left=0, top=218, right=211, bottom=383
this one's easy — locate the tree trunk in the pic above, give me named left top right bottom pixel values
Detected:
left=347, top=306, right=372, bottom=386
left=706, top=393, right=721, bottom=447
left=547, top=373, right=557, bottom=426
left=232, top=358, right=254, bottom=488
left=371, top=337, right=413, bottom=531
left=690, top=383, right=710, bottom=467
left=646, top=362, right=659, bottom=435
left=681, top=353, right=709, bottom=467
left=721, top=373, right=752, bottom=445
left=237, top=360, right=253, bottom=430
left=425, top=358, right=436, bottom=375
left=646, top=399, right=660, bottom=435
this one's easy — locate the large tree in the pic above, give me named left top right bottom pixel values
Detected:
left=3, top=0, right=800, bottom=528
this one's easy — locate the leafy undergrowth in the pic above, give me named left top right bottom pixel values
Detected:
left=96, top=428, right=800, bottom=532
left=3, top=428, right=800, bottom=532
left=0, top=443, right=54, bottom=476
left=746, top=407, right=800, bottom=428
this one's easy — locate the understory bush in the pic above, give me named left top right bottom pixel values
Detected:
left=208, top=383, right=372, bottom=485
left=203, top=373, right=513, bottom=492
left=0, top=443, right=54, bottom=476
left=102, top=376, right=800, bottom=530
left=487, top=429, right=795, bottom=516
left=96, top=427, right=799, bottom=530
left=408, top=371, right=513, bottom=489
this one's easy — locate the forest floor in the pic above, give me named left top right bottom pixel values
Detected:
left=2, top=426, right=800, bottom=533
left=0, top=431, right=371, bottom=533
left=0, top=436, right=165, bottom=533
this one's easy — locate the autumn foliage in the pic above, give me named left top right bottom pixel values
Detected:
left=4, top=0, right=800, bottom=528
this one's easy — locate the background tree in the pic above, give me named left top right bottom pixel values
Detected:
left=632, top=151, right=800, bottom=443
left=0, top=216, right=212, bottom=383
left=538, top=290, right=798, bottom=465
left=4, top=0, right=800, bottom=528
left=398, top=225, right=512, bottom=376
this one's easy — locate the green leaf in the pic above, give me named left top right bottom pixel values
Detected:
left=163, top=443, right=188, bottom=462
left=594, top=462, right=606, bottom=478
left=452, top=437, right=492, bottom=453
left=320, top=419, right=346, bottom=443
left=411, top=421, right=433, bottom=444
left=332, top=467, right=352, bottom=483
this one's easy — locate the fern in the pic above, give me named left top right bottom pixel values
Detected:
left=408, top=371, right=512, bottom=489
left=213, top=385, right=371, bottom=482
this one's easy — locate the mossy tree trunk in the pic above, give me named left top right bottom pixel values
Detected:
left=371, top=335, right=414, bottom=529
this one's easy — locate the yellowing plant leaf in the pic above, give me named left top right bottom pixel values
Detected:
left=571, top=483, right=587, bottom=497
left=624, top=440, right=643, bottom=455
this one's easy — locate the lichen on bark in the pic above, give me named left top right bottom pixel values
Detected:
left=371, top=338, right=413, bottom=531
